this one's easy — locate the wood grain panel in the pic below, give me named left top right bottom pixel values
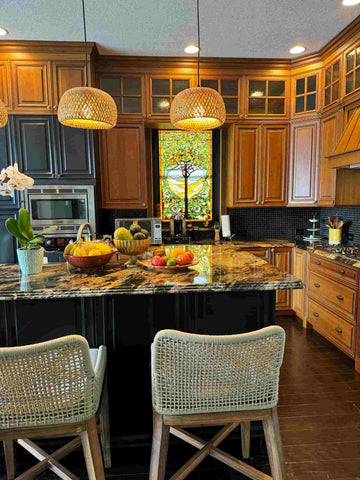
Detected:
left=318, top=112, right=341, bottom=206
left=52, top=61, right=85, bottom=107
left=292, top=248, right=307, bottom=321
left=288, top=120, right=319, bottom=205
left=273, top=248, right=292, bottom=309
left=261, top=125, right=288, bottom=205
left=0, top=61, right=11, bottom=107
left=11, top=61, right=51, bottom=111
left=99, top=123, right=147, bottom=209
left=309, top=254, right=358, bottom=287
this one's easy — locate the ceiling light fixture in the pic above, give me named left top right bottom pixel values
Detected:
left=289, top=45, right=306, bottom=55
left=171, top=0, right=225, bottom=132
left=184, top=45, right=199, bottom=54
left=342, top=0, right=360, bottom=5
left=0, top=27, right=8, bottom=36
left=57, top=0, right=117, bottom=129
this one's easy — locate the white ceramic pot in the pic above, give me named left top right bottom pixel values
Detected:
left=17, top=247, right=44, bottom=275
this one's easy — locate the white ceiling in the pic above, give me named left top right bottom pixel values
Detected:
left=1, top=0, right=360, bottom=58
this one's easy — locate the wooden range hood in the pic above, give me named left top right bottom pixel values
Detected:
left=328, top=108, right=360, bottom=169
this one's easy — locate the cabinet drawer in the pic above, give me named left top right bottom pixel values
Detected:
left=308, top=299, right=354, bottom=352
left=310, top=254, right=358, bottom=286
left=309, top=271, right=356, bottom=317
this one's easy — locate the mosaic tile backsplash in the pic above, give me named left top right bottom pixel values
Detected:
left=320, top=207, right=360, bottom=244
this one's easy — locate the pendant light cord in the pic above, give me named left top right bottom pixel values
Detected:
left=197, top=0, right=200, bottom=87
left=82, top=0, right=89, bottom=87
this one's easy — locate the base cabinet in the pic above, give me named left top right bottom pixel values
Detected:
left=271, top=247, right=292, bottom=310
left=292, top=248, right=308, bottom=324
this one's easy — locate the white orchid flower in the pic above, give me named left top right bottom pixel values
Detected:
left=0, top=184, right=14, bottom=197
left=5, top=163, right=19, bottom=178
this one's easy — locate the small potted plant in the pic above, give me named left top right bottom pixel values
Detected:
left=5, top=208, right=57, bottom=275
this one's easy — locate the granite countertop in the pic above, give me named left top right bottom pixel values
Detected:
left=308, top=246, right=360, bottom=268
left=194, top=239, right=294, bottom=247
left=0, top=244, right=303, bottom=300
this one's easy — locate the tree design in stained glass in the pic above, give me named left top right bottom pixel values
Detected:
left=159, top=130, right=212, bottom=221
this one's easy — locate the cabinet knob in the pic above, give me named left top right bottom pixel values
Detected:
left=314, top=283, right=320, bottom=288
left=314, top=260, right=321, bottom=266
left=337, top=269, right=345, bottom=275
left=244, top=114, right=248, bottom=118
left=47, top=105, right=52, bottom=110
left=256, top=200, right=260, bottom=205
left=53, top=105, right=57, bottom=110
left=335, top=327, right=342, bottom=334
left=336, top=295, right=344, bottom=301
left=313, top=312, right=319, bottom=317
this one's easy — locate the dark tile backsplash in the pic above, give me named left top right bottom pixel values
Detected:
left=320, top=207, right=360, bottom=243
left=98, top=209, right=147, bottom=235
left=227, top=207, right=320, bottom=241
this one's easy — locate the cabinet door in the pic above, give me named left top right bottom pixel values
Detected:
left=99, top=123, right=147, bottom=209
left=227, top=125, right=261, bottom=206
left=261, top=125, right=288, bottom=205
left=15, top=116, right=56, bottom=178
left=272, top=248, right=292, bottom=310
left=55, top=121, right=94, bottom=179
left=0, top=61, right=11, bottom=108
left=0, top=212, right=16, bottom=264
left=52, top=61, right=86, bottom=110
left=11, top=61, right=52, bottom=112
left=318, top=112, right=341, bottom=206
left=292, top=248, right=307, bottom=322
left=288, top=120, right=319, bottom=205
left=0, top=117, right=19, bottom=209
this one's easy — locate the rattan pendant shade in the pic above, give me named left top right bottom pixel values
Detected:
left=57, top=86, right=117, bottom=130
left=170, top=86, right=225, bottom=132
left=0, top=99, right=8, bottom=128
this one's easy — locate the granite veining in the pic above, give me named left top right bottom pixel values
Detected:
left=309, top=247, right=360, bottom=268
left=0, top=245, right=303, bottom=300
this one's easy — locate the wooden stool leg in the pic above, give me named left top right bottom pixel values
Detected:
left=150, top=411, right=170, bottom=480
left=240, top=422, right=250, bottom=459
left=263, top=407, right=285, bottom=480
left=99, top=372, right=111, bottom=468
left=81, top=416, right=106, bottom=480
left=3, top=440, right=15, bottom=480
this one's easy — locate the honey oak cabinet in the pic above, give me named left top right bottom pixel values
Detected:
left=99, top=74, right=145, bottom=118
left=147, top=75, right=195, bottom=119
left=292, top=247, right=308, bottom=325
left=271, top=247, right=292, bottom=311
left=98, top=123, right=148, bottom=209
left=226, top=123, right=288, bottom=207
left=291, top=72, right=320, bottom=118
left=288, top=119, right=320, bottom=205
left=318, top=110, right=342, bottom=206
left=52, top=61, right=86, bottom=112
left=245, top=77, right=289, bottom=118
left=0, top=61, right=11, bottom=108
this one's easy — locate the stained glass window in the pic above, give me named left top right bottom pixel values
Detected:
left=159, top=130, right=212, bottom=221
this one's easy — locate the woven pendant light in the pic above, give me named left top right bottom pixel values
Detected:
left=0, top=100, right=8, bottom=128
left=170, top=0, right=225, bottom=131
left=57, top=0, right=117, bottom=130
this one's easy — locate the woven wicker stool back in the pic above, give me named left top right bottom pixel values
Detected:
left=0, top=335, right=102, bottom=428
left=152, top=325, right=285, bottom=416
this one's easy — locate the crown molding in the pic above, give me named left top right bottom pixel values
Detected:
left=0, top=40, right=98, bottom=55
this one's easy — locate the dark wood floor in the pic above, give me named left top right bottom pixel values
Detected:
left=1, top=316, right=360, bottom=480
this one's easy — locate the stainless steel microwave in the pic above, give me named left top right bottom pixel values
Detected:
left=115, top=218, right=162, bottom=245
left=24, top=185, right=96, bottom=237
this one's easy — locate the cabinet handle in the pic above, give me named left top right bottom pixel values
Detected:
left=335, top=327, right=342, bottom=334
left=314, top=283, right=320, bottom=288
left=244, top=114, right=248, bottom=118
left=336, top=295, right=344, bottom=301
left=314, top=260, right=321, bottom=266
left=313, top=312, right=319, bottom=317
left=337, top=269, right=345, bottom=275
left=53, top=105, right=57, bottom=110
left=47, top=105, right=52, bottom=110
left=256, top=201, right=260, bottom=205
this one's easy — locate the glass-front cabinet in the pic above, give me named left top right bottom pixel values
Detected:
left=293, top=73, right=318, bottom=115
left=345, top=44, right=360, bottom=96
left=148, top=76, right=193, bottom=116
left=200, top=78, right=240, bottom=116
left=324, top=60, right=340, bottom=107
left=246, top=78, right=288, bottom=117
left=100, top=75, right=144, bottom=117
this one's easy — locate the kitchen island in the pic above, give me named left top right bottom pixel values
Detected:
left=0, top=244, right=302, bottom=442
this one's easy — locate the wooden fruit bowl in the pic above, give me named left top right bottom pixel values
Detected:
left=113, top=238, right=151, bottom=267
left=64, top=252, right=114, bottom=270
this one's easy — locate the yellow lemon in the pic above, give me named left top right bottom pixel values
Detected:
left=88, top=248, right=102, bottom=256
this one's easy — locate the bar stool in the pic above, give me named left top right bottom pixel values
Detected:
left=0, top=335, right=111, bottom=480
left=150, top=325, right=286, bottom=480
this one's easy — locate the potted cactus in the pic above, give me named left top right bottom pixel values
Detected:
left=5, top=209, right=57, bottom=275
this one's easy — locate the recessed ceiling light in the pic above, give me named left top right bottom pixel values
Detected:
left=342, top=0, right=360, bottom=5
left=0, top=27, right=8, bottom=36
left=289, top=45, right=306, bottom=55
left=184, top=45, right=199, bottom=54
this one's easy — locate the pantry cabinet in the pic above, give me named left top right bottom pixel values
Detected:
left=288, top=119, right=319, bottom=205
left=226, top=123, right=288, bottom=207
left=98, top=123, right=148, bottom=209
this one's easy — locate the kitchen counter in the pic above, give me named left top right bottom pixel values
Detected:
left=0, top=244, right=302, bottom=301
left=305, top=244, right=360, bottom=268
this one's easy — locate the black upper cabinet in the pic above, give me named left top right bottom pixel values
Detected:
left=14, top=116, right=56, bottom=178
left=55, top=123, right=94, bottom=179
left=14, top=115, right=94, bottom=180
left=0, top=212, right=16, bottom=263
left=0, top=118, right=19, bottom=209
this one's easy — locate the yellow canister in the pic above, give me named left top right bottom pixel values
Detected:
left=329, top=228, right=341, bottom=245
